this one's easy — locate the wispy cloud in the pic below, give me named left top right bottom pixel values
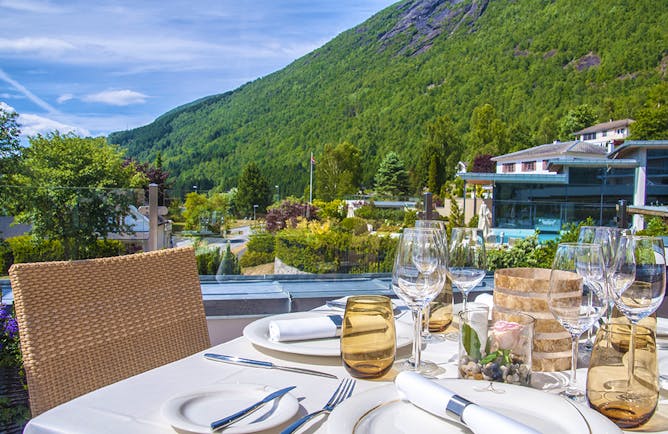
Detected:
left=82, top=90, right=148, bottom=106
left=0, top=0, right=63, bottom=14
left=19, top=112, right=89, bottom=136
left=0, top=37, right=75, bottom=56
left=0, top=101, right=88, bottom=137
left=0, top=68, right=57, bottom=113
left=57, top=93, right=73, bottom=103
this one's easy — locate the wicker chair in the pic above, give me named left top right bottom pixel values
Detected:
left=9, top=246, right=211, bottom=416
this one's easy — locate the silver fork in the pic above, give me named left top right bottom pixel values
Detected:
left=280, top=378, right=356, bottom=434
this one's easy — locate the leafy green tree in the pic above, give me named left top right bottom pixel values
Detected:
left=0, top=106, right=21, bottom=181
left=315, top=141, right=362, bottom=201
left=534, top=115, right=559, bottom=145
left=630, top=83, right=668, bottom=139
left=416, top=115, right=463, bottom=193
left=235, top=162, right=271, bottom=217
left=374, top=152, right=410, bottom=197
left=182, top=192, right=209, bottom=230
left=558, top=104, right=598, bottom=140
left=7, top=132, right=143, bottom=259
left=466, top=104, right=510, bottom=157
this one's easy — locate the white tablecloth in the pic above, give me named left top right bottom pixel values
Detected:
left=23, top=312, right=668, bottom=434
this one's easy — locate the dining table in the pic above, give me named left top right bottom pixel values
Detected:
left=22, top=303, right=668, bottom=434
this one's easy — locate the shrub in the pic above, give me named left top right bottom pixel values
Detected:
left=239, top=250, right=274, bottom=268
left=637, top=216, right=668, bottom=236
left=354, top=205, right=404, bottom=223
left=266, top=198, right=318, bottom=232
left=196, top=248, right=222, bottom=275
left=0, top=240, right=12, bottom=275
left=338, top=217, right=368, bottom=235
left=6, top=235, right=64, bottom=264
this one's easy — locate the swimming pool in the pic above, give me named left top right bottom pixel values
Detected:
left=488, top=228, right=560, bottom=244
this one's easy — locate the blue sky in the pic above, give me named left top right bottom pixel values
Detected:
left=0, top=0, right=395, bottom=139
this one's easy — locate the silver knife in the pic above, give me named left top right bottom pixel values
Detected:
left=210, top=385, right=296, bottom=431
left=204, top=353, right=338, bottom=379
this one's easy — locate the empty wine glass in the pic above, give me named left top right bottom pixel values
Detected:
left=610, top=236, right=666, bottom=402
left=415, top=220, right=449, bottom=344
left=548, top=243, right=608, bottom=400
left=392, top=227, right=446, bottom=374
left=447, top=228, right=486, bottom=312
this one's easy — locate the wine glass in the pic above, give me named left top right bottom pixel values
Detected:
left=447, top=228, right=486, bottom=312
left=548, top=243, right=608, bottom=400
left=577, top=226, right=615, bottom=348
left=392, top=227, right=446, bottom=374
left=415, top=220, right=449, bottom=343
left=610, top=236, right=665, bottom=401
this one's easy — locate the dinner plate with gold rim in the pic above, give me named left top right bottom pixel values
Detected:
left=243, top=311, right=413, bottom=357
left=326, top=379, right=622, bottom=434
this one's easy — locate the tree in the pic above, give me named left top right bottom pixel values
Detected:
left=416, top=115, right=463, bottom=193
left=315, top=141, right=362, bottom=201
left=630, top=83, right=668, bottom=140
left=471, top=154, right=495, bottom=173
left=7, top=132, right=143, bottom=259
left=466, top=104, right=510, bottom=157
left=0, top=105, right=21, bottom=180
left=374, top=152, right=410, bottom=197
left=182, top=192, right=209, bottom=231
left=558, top=104, right=598, bottom=140
left=235, top=162, right=271, bottom=217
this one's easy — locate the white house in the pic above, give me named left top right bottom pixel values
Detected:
left=491, top=140, right=608, bottom=175
left=573, top=119, right=634, bottom=152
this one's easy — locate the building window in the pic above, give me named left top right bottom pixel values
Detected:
left=542, top=161, right=549, bottom=170
left=602, top=131, right=607, bottom=137
left=502, top=163, right=515, bottom=173
left=583, top=133, right=596, bottom=140
left=616, top=128, right=625, bottom=134
left=522, top=161, right=536, bottom=171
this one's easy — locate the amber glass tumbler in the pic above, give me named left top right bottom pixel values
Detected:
left=341, top=295, right=396, bottom=378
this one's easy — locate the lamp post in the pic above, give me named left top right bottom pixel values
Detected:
left=253, top=204, right=258, bottom=220
left=275, top=185, right=280, bottom=202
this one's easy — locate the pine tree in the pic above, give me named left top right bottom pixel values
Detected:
left=217, top=242, right=240, bottom=275
left=374, top=152, right=410, bottom=197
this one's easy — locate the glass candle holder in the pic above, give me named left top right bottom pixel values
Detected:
left=341, top=295, right=396, bottom=379
left=587, top=323, right=659, bottom=429
left=428, top=275, right=453, bottom=333
left=458, top=309, right=534, bottom=386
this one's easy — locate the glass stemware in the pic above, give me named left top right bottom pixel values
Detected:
left=548, top=242, right=608, bottom=400
left=447, top=228, right=486, bottom=312
left=415, top=220, right=449, bottom=343
left=578, top=226, right=619, bottom=328
left=392, top=227, right=446, bottom=374
left=610, top=235, right=666, bottom=401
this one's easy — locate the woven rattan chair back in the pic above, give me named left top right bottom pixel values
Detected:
left=9, top=246, right=211, bottom=416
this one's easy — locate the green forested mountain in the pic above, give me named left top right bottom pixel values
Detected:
left=109, top=0, right=668, bottom=197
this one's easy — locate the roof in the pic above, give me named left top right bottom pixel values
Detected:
left=492, top=140, right=607, bottom=163
left=573, top=119, right=634, bottom=135
left=547, top=157, right=638, bottom=169
left=608, top=140, right=668, bottom=159
left=458, top=172, right=569, bottom=185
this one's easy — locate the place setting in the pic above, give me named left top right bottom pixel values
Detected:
left=159, top=228, right=667, bottom=434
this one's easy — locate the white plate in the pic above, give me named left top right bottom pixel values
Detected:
left=243, top=311, right=413, bottom=357
left=161, top=384, right=299, bottom=434
left=327, top=379, right=621, bottom=434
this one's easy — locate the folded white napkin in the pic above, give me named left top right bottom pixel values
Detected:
left=268, top=316, right=340, bottom=342
left=395, top=371, right=539, bottom=434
